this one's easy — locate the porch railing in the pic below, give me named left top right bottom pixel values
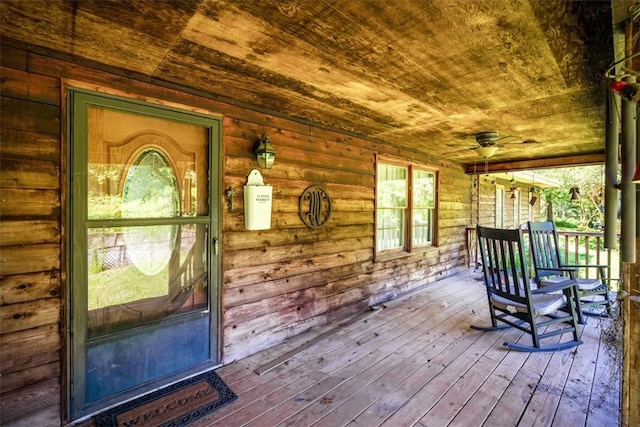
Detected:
left=547, top=230, right=620, bottom=289
left=467, top=227, right=621, bottom=290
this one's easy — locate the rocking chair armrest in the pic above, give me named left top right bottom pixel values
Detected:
left=563, top=263, right=608, bottom=270
left=563, top=263, right=608, bottom=278
left=531, top=279, right=579, bottom=294
left=538, top=267, right=577, bottom=276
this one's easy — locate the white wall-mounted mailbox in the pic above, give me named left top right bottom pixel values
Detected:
left=244, top=169, right=273, bottom=230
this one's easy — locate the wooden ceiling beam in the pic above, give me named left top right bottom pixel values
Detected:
left=463, top=152, right=605, bottom=174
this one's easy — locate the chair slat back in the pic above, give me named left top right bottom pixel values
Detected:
left=477, top=226, right=530, bottom=304
left=528, top=221, right=564, bottom=280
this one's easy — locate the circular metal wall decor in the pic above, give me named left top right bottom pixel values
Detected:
left=299, top=185, right=332, bottom=229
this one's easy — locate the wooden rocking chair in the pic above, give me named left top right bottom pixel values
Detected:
left=527, top=221, right=613, bottom=318
left=472, top=226, right=583, bottom=352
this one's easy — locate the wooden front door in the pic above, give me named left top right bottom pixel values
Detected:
left=67, top=90, right=221, bottom=420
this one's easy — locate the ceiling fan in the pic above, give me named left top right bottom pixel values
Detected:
left=451, top=131, right=541, bottom=158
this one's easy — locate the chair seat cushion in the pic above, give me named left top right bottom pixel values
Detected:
left=490, top=293, right=566, bottom=316
left=541, top=276, right=602, bottom=291
left=575, top=278, right=604, bottom=291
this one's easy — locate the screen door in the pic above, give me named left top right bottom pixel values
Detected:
left=67, top=90, right=221, bottom=419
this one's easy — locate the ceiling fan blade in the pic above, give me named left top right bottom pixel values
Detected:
left=445, top=146, right=479, bottom=154
left=499, top=139, right=542, bottom=147
left=494, top=135, right=521, bottom=143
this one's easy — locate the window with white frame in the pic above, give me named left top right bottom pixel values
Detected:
left=528, top=191, right=535, bottom=220
left=376, top=159, right=438, bottom=254
left=513, top=189, right=521, bottom=228
left=412, top=169, right=436, bottom=246
left=496, top=186, right=505, bottom=228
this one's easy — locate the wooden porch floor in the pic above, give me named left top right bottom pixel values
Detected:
left=195, top=269, right=621, bottom=427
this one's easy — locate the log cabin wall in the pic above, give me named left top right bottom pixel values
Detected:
left=473, top=176, right=542, bottom=229
left=0, top=43, right=471, bottom=423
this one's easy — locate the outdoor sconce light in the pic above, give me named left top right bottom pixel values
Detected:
left=254, top=134, right=276, bottom=169
left=569, top=187, right=580, bottom=201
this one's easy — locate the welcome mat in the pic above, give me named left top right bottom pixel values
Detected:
left=94, top=370, right=237, bottom=427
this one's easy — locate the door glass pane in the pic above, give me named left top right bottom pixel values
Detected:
left=121, top=149, right=180, bottom=219
left=87, top=106, right=208, bottom=219
left=88, top=223, right=208, bottom=337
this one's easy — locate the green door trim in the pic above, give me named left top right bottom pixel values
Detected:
left=66, top=88, right=222, bottom=420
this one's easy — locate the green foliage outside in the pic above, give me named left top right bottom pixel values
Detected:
left=534, top=165, right=621, bottom=287
left=538, top=165, right=615, bottom=232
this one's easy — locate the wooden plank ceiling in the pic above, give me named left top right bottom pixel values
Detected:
left=0, top=0, right=622, bottom=171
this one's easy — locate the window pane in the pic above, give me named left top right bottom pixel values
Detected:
left=413, top=170, right=435, bottom=209
left=412, top=169, right=435, bottom=246
left=377, top=163, right=407, bottom=208
left=496, top=188, right=504, bottom=228
left=87, top=223, right=208, bottom=337
left=376, top=208, right=405, bottom=250
left=413, top=208, right=433, bottom=245
left=513, top=190, right=520, bottom=228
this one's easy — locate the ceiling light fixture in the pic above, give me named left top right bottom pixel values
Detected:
left=475, top=145, right=499, bottom=158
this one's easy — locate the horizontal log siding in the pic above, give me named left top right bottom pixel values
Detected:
left=221, top=121, right=469, bottom=361
left=0, top=56, right=62, bottom=399
left=0, top=44, right=472, bottom=421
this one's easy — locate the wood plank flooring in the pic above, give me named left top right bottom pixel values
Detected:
left=196, top=269, right=621, bottom=427
left=1, top=268, right=621, bottom=427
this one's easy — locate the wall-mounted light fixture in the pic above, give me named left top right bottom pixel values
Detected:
left=254, top=134, right=276, bottom=169
left=569, top=186, right=580, bottom=201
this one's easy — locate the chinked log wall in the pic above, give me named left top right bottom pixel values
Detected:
left=0, top=43, right=470, bottom=419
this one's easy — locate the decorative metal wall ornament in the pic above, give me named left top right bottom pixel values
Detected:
left=299, top=185, right=332, bottom=228
left=225, top=186, right=236, bottom=212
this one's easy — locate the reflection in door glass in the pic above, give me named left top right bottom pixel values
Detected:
left=87, top=223, right=208, bottom=337
left=87, top=149, right=207, bottom=337
left=122, top=149, right=179, bottom=219
left=121, top=149, right=179, bottom=275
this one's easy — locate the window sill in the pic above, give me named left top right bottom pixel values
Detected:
left=375, top=245, right=437, bottom=263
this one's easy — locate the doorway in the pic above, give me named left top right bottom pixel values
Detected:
left=67, top=89, right=221, bottom=419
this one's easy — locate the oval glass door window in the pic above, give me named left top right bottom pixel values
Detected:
left=122, top=149, right=179, bottom=276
